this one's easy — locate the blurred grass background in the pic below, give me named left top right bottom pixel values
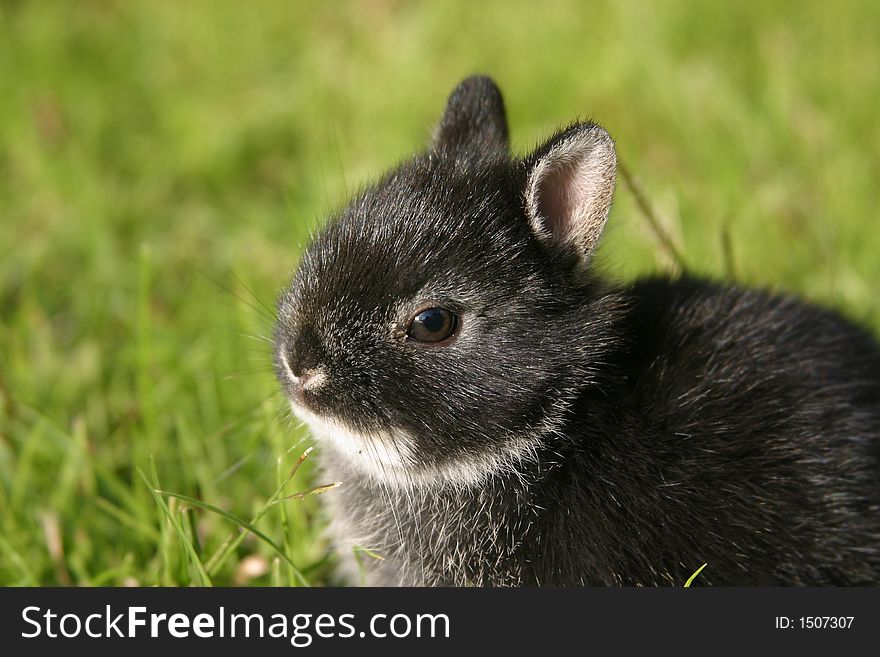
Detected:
left=1, top=0, right=878, bottom=586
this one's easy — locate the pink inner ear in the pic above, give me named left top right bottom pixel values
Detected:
left=533, top=158, right=582, bottom=244
left=527, top=127, right=616, bottom=255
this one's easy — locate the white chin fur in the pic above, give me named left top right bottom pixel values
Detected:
left=289, top=402, right=540, bottom=490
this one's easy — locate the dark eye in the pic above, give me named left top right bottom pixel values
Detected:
left=406, top=307, right=458, bottom=344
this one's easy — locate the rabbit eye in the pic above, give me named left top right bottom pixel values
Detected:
left=406, top=307, right=458, bottom=344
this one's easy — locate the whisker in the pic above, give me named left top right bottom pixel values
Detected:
left=209, top=299, right=277, bottom=331
left=237, top=332, right=276, bottom=346
left=199, top=269, right=278, bottom=325
left=230, top=270, right=279, bottom=322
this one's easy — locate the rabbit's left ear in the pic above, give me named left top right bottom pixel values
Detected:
left=524, top=123, right=617, bottom=261
left=433, top=75, right=509, bottom=157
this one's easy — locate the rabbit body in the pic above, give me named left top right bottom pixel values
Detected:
left=275, top=77, right=880, bottom=586
left=320, top=276, right=880, bottom=585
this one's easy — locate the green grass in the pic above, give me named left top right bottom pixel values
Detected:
left=1, top=0, right=879, bottom=586
left=683, top=563, right=708, bottom=588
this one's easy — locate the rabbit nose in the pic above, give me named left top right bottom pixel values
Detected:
left=284, top=326, right=328, bottom=391
left=294, top=366, right=320, bottom=388
left=296, top=368, right=313, bottom=387
left=281, top=349, right=327, bottom=395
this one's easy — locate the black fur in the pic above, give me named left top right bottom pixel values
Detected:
left=274, top=76, right=880, bottom=585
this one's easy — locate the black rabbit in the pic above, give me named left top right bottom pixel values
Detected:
left=274, top=76, right=880, bottom=585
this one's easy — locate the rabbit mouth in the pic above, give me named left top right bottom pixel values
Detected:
left=289, top=399, right=542, bottom=490
left=290, top=401, right=418, bottom=475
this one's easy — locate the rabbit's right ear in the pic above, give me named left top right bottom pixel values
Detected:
left=524, top=123, right=617, bottom=262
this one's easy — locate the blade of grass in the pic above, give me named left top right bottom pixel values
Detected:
left=89, top=554, right=136, bottom=586
left=0, top=534, right=37, bottom=585
left=270, top=481, right=340, bottom=504
left=203, top=447, right=314, bottom=578
left=276, top=455, right=295, bottom=587
left=618, top=159, right=686, bottom=271
left=94, top=497, right=161, bottom=543
left=155, top=489, right=308, bottom=586
left=271, top=556, right=282, bottom=587
left=352, top=544, right=384, bottom=587
left=684, top=562, right=708, bottom=587
left=138, top=465, right=212, bottom=587
left=184, top=504, right=202, bottom=555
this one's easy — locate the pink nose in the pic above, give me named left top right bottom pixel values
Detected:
left=295, top=369, right=314, bottom=389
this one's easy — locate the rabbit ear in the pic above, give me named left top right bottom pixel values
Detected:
left=524, top=123, right=617, bottom=260
left=433, top=76, right=509, bottom=157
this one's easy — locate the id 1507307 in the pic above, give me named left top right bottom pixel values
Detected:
left=775, top=617, right=855, bottom=630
